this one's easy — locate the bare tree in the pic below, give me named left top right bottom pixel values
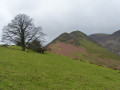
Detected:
left=2, top=14, right=45, bottom=51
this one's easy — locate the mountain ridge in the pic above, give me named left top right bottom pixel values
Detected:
left=89, top=30, right=120, bottom=55
left=47, top=30, right=120, bottom=70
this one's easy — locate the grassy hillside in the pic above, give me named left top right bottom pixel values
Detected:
left=80, top=39, right=120, bottom=60
left=70, top=31, right=120, bottom=60
left=47, top=31, right=120, bottom=70
left=0, top=47, right=120, bottom=89
left=89, top=30, right=120, bottom=56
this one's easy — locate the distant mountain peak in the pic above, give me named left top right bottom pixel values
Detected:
left=49, top=30, right=89, bottom=46
left=90, top=33, right=110, bottom=36
left=112, top=30, right=120, bottom=36
left=47, top=30, right=120, bottom=70
left=70, top=30, right=86, bottom=35
left=114, top=30, right=120, bottom=33
left=89, top=30, right=120, bottom=55
left=70, top=30, right=82, bottom=33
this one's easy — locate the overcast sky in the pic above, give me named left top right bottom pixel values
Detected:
left=0, top=0, right=120, bottom=44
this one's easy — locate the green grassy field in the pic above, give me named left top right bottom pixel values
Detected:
left=80, top=39, right=120, bottom=60
left=0, top=46, right=120, bottom=90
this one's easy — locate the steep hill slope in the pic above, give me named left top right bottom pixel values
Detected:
left=1, top=46, right=120, bottom=89
left=47, top=30, right=120, bottom=70
left=89, top=33, right=110, bottom=43
left=89, top=30, right=120, bottom=55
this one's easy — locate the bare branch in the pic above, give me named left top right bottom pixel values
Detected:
left=2, top=14, right=45, bottom=51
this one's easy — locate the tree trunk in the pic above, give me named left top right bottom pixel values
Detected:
left=22, top=46, right=25, bottom=51
left=21, top=29, right=25, bottom=51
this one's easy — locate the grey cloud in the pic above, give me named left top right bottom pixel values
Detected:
left=0, top=0, right=120, bottom=43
